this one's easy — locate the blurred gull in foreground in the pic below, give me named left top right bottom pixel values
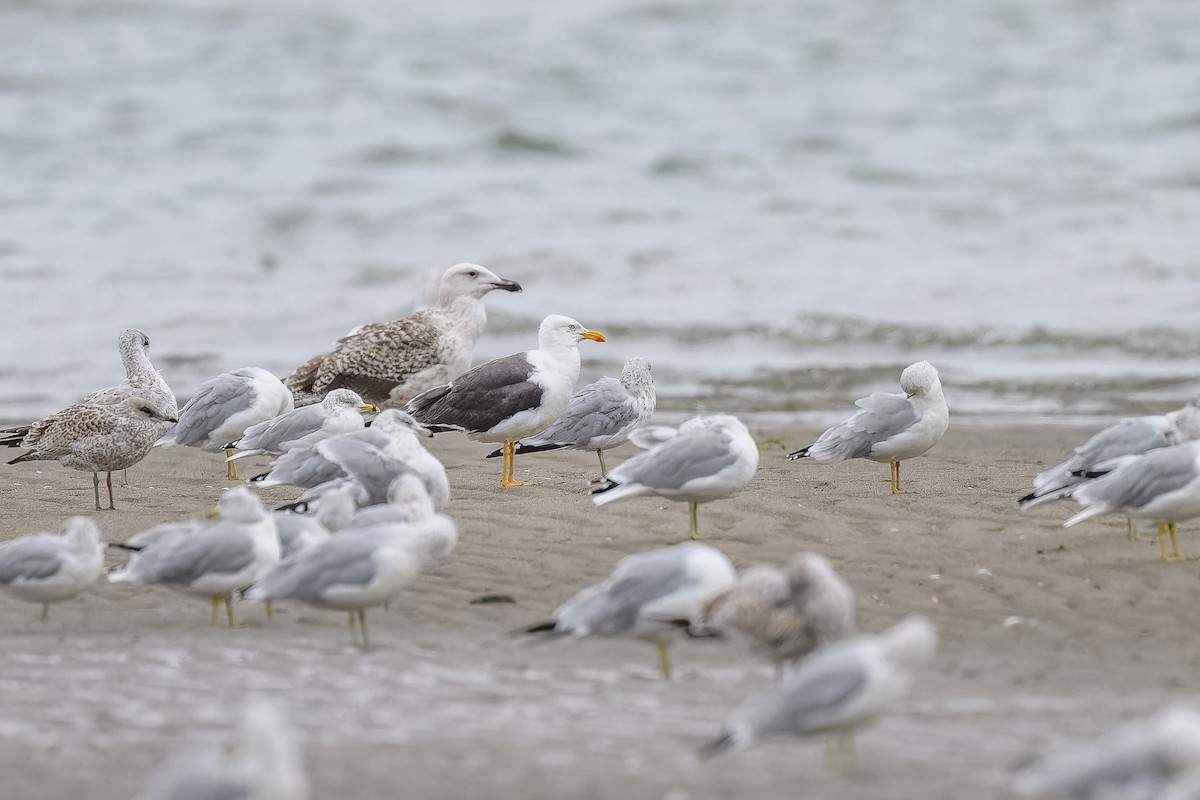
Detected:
left=0, top=517, right=103, bottom=619
left=591, top=414, right=758, bottom=539
left=489, top=356, right=656, bottom=477
left=700, top=615, right=937, bottom=774
left=156, top=367, right=294, bottom=481
left=525, top=541, right=736, bottom=679
left=788, top=361, right=949, bottom=494
left=702, top=553, right=855, bottom=677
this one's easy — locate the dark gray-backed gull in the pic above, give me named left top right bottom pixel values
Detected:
left=286, top=263, right=521, bottom=407
left=788, top=361, right=949, bottom=494
left=406, top=314, right=605, bottom=487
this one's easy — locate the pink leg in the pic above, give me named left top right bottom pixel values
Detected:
left=106, top=471, right=116, bottom=510
left=92, top=472, right=102, bottom=511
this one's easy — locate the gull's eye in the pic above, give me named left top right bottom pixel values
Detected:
left=569, top=325, right=579, bottom=331
left=467, top=270, right=478, bottom=278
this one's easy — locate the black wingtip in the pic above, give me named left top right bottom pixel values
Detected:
left=221, top=440, right=240, bottom=451
left=484, top=448, right=502, bottom=459
left=1017, top=490, right=1038, bottom=506
left=275, top=500, right=310, bottom=514
left=249, top=471, right=270, bottom=483
left=1070, top=469, right=1108, bottom=479
left=6, top=452, right=32, bottom=465
left=786, top=447, right=811, bottom=461
left=589, top=478, right=618, bottom=495
left=108, top=542, right=143, bottom=553
left=522, top=620, right=559, bottom=636
left=697, top=732, right=735, bottom=760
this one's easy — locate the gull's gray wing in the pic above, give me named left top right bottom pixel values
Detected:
left=165, top=374, right=256, bottom=447
left=746, top=647, right=869, bottom=736
left=556, top=549, right=691, bottom=635
left=524, top=377, right=639, bottom=449
left=606, top=428, right=738, bottom=490
left=407, top=353, right=543, bottom=434
left=0, top=536, right=64, bottom=583
left=252, top=535, right=382, bottom=603
left=1075, top=445, right=1200, bottom=511
left=807, top=391, right=919, bottom=460
left=131, top=528, right=256, bottom=586
left=235, top=405, right=326, bottom=451
left=316, top=438, right=412, bottom=504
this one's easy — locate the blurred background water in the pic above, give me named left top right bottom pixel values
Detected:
left=2, top=0, right=1199, bottom=426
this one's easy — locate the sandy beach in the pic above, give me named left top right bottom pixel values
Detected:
left=0, top=423, right=1196, bottom=799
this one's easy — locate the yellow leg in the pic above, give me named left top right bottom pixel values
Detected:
left=224, top=596, right=235, bottom=628
left=1157, top=523, right=1185, bottom=562
left=210, top=596, right=220, bottom=626
left=500, top=440, right=536, bottom=487
left=225, top=450, right=242, bottom=481
left=1170, top=522, right=1183, bottom=561
left=656, top=641, right=672, bottom=680
left=688, top=501, right=699, bottom=540
left=596, top=449, right=607, bottom=477
left=358, top=609, right=370, bottom=649
left=825, top=733, right=858, bottom=776
left=40, top=603, right=49, bottom=621
left=890, top=460, right=907, bottom=494
left=1127, top=519, right=1141, bottom=543
left=265, top=599, right=273, bottom=622
left=348, top=611, right=359, bottom=646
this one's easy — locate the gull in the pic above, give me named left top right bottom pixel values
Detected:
left=286, top=263, right=522, bottom=407
left=591, top=414, right=759, bottom=539
left=0, top=517, right=104, bottom=619
left=6, top=398, right=178, bottom=510
left=702, top=553, right=855, bottom=676
left=1018, top=398, right=1200, bottom=542
left=487, top=356, right=656, bottom=477
left=1063, top=440, right=1200, bottom=562
left=155, top=367, right=295, bottom=480
left=406, top=314, right=606, bottom=487
left=1011, top=704, right=1200, bottom=800
left=788, top=361, right=949, bottom=494
left=525, top=541, right=737, bottom=680
left=700, top=615, right=938, bottom=773
left=348, top=473, right=458, bottom=569
left=141, top=698, right=308, bottom=800
left=224, top=389, right=379, bottom=463
left=108, top=486, right=280, bottom=626
left=273, top=484, right=358, bottom=560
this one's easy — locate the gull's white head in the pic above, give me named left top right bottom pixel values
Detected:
left=620, top=357, right=653, bottom=384
left=371, top=409, right=433, bottom=438
left=60, top=516, right=102, bottom=551
left=323, top=389, right=379, bottom=414
left=900, top=361, right=941, bottom=397
left=880, top=614, right=938, bottom=669
left=385, top=473, right=435, bottom=523
left=117, top=327, right=151, bottom=357
left=537, top=315, right=607, bottom=349
left=439, top=263, right=523, bottom=303
left=211, top=486, right=269, bottom=523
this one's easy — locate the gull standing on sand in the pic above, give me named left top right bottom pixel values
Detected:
left=6, top=398, right=178, bottom=510
left=347, top=473, right=458, bottom=569
left=487, top=356, right=656, bottom=477
left=1011, top=704, right=1200, bottom=800
left=108, top=486, right=280, bottom=626
left=525, top=541, right=737, bottom=680
left=591, top=414, right=759, bottom=539
left=1018, top=397, right=1200, bottom=542
left=142, top=699, right=308, bottom=800
left=286, top=263, right=522, bottom=407
left=81, top=327, right=178, bottom=421
left=0, top=517, right=103, bottom=619
left=699, top=615, right=938, bottom=773
left=224, top=389, right=379, bottom=463
left=702, top=553, right=855, bottom=675
left=788, top=361, right=949, bottom=495
left=406, top=314, right=606, bottom=487
left=273, top=485, right=358, bottom=560
left=155, top=367, right=294, bottom=481
left=1062, top=440, right=1200, bottom=562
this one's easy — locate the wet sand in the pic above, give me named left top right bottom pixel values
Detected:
left=1, top=424, right=1198, bottom=799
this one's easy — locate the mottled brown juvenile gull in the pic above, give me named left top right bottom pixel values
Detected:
left=525, top=541, right=736, bottom=679
left=700, top=616, right=937, bottom=774
left=702, top=553, right=855, bottom=675
left=788, top=361, right=949, bottom=494
left=407, top=314, right=606, bottom=487
left=225, top=388, right=379, bottom=463
left=0, top=517, right=103, bottom=619
left=286, top=263, right=522, bottom=407
left=6, top=397, right=177, bottom=510
left=108, top=486, right=280, bottom=627
left=156, top=367, right=294, bottom=480
left=82, top=327, right=178, bottom=419
left=591, top=414, right=759, bottom=539
left=487, top=356, right=656, bottom=477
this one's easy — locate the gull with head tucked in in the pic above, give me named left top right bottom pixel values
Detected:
left=156, top=367, right=294, bottom=481
left=700, top=615, right=938, bottom=774
left=525, top=541, right=736, bottom=680
left=0, top=517, right=104, bottom=619
left=487, top=356, right=656, bottom=477
left=225, top=388, right=379, bottom=463
left=591, top=414, right=759, bottom=540
left=788, top=361, right=949, bottom=495
left=406, top=314, right=606, bottom=487
left=286, top=263, right=522, bottom=408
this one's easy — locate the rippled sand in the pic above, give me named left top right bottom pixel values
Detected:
left=1, top=425, right=1197, bottom=798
